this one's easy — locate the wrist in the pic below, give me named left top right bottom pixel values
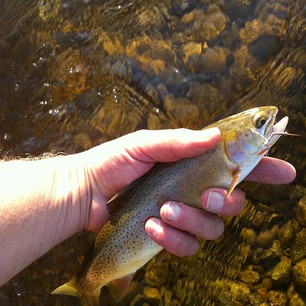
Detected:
left=77, top=150, right=110, bottom=233
left=51, top=154, right=91, bottom=235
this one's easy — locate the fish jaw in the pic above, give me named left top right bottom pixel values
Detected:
left=274, top=116, right=289, bottom=133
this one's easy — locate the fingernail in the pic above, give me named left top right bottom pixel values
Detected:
left=206, top=191, right=224, bottom=212
left=162, top=202, right=181, bottom=221
left=146, top=219, right=162, bottom=238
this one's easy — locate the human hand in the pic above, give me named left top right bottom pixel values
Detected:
left=81, top=128, right=296, bottom=257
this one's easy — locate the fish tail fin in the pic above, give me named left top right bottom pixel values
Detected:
left=51, top=278, right=79, bottom=297
left=52, top=278, right=100, bottom=306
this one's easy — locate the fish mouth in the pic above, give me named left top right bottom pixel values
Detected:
left=265, top=116, right=289, bottom=146
left=274, top=116, right=289, bottom=133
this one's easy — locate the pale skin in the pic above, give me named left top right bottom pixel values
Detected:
left=0, top=128, right=296, bottom=287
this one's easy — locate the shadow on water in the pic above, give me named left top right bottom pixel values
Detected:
left=0, top=0, right=305, bottom=305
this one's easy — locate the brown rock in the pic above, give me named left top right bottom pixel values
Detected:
left=163, top=95, right=199, bottom=126
left=289, top=292, right=306, bottom=306
left=199, top=47, right=230, bottom=73
left=182, top=42, right=202, bottom=63
left=182, top=42, right=202, bottom=72
left=240, top=228, right=256, bottom=245
left=278, top=220, right=300, bottom=249
left=182, top=6, right=226, bottom=41
left=271, top=257, right=292, bottom=287
left=240, top=19, right=265, bottom=44
left=264, top=13, right=286, bottom=37
left=240, top=269, right=260, bottom=285
left=296, top=196, right=306, bottom=226
left=292, top=259, right=306, bottom=296
left=214, top=279, right=251, bottom=304
left=267, top=290, right=288, bottom=306
left=258, top=240, right=282, bottom=264
left=143, top=286, right=161, bottom=300
left=290, top=228, right=306, bottom=262
left=257, top=226, right=279, bottom=249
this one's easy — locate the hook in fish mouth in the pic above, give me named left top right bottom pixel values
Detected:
left=264, top=116, right=299, bottom=146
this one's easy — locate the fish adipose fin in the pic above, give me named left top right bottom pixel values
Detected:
left=226, top=170, right=241, bottom=198
left=107, top=273, right=135, bottom=302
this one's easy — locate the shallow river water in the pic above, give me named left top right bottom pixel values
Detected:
left=0, top=0, right=305, bottom=305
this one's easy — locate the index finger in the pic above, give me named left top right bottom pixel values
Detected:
left=245, top=157, right=296, bottom=184
left=119, top=127, right=221, bottom=163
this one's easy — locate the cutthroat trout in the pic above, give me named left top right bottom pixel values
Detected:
left=52, top=106, right=289, bottom=305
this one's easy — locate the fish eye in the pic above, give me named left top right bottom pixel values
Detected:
left=253, top=113, right=268, bottom=129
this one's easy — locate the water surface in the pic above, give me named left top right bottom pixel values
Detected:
left=0, top=0, right=305, bottom=305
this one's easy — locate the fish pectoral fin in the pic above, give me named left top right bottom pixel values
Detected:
left=226, top=170, right=241, bottom=198
left=51, top=280, right=78, bottom=297
left=154, top=249, right=170, bottom=264
left=107, top=273, right=135, bottom=302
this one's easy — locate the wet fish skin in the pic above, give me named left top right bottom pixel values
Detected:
left=52, top=106, right=288, bottom=305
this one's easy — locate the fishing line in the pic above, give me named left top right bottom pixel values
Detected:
left=264, top=131, right=301, bottom=146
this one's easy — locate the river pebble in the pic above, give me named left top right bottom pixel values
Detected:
left=278, top=220, right=300, bottom=249
left=240, top=269, right=260, bottom=285
left=163, top=95, right=199, bottom=126
left=181, top=6, right=227, bottom=41
left=143, top=286, right=160, bottom=300
left=258, top=240, right=282, bottom=265
left=257, top=226, right=279, bottom=249
left=290, top=228, right=306, bottom=262
left=292, top=259, right=306, bottom=296
left=296, top=196, right=306, bottom=226
left=271, top=256, right=292, bottom=287
left=199, top=47, right=230, bottom=74
left=289, top=292, right=306, bottom=306
left=267, top=289, right=288, bottom=306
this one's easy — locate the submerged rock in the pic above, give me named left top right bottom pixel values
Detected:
left=278, top=220, right=300, bottom=249
left=292, top=259, right=306, bottom=296
left=290, top=228, right=306, bottom=262
left=289, top=292, right=306, bottom=306
left=240, top=269, right=261, bottom=285
left=0, top=0, right=305, bottom=305
left=271, top=257, right=292, bottom=287
left=258, top=240, right=282, bottom=265
left=143, top=286, right=161, bottom=300
left=267, top=290, right=288, bottom=306
left=257, top=226, right=279, bottom=249
left=296, top=196, right=306, bottom=226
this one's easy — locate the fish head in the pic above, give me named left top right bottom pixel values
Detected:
left=218, top=106, right=288, bottom=182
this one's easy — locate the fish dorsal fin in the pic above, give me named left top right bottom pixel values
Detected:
left=107, top=273, right=135, bottom=302
left=51, top=281, right=78, bottom=297
left=226, top=170, right=241, bottom=198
